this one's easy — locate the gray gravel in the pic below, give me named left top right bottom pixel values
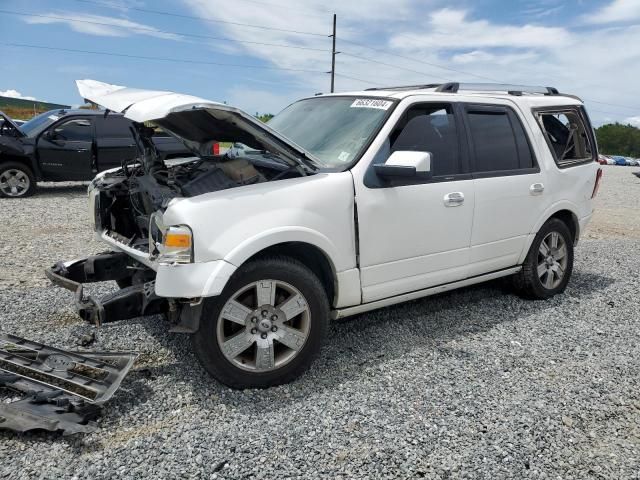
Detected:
left=1, top=170, right=639, bottom=479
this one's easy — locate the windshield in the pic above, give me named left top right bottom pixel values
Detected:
left=18, top=111, right=62, bottom=137
left=268, top=96, right=394, bottom=169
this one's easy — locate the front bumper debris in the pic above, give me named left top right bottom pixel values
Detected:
left=0, top=333, right=136, bottom=435
left=45, top=252, right=166, bottom=326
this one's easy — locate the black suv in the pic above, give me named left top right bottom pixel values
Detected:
left=0, top=109, right=191, bottom=197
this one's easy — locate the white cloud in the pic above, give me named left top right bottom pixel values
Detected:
left=176, top=1, right=640, bottom=124
left=0, top=89, right=37, bottom=101
left=23, top=13, right=181, bottom=40
left=582, top=0, right=640, bottom=24
left=390, top=9, right=571, bottom=51
left=625, top=116, right=640, bottom=127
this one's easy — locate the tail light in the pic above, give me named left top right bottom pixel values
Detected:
left=591, top=168, right=603, bottom=199
left=211, top=142, right=220, bottom=155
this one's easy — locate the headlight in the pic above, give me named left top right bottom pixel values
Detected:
left=157, top=225, right=194, bottom=265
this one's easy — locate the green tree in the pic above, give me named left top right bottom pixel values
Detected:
left=595, top=123, right=640, bottom=157
left=255, top=112, right=274, bottom=123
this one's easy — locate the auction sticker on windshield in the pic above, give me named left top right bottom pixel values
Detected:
left=350, top=99, right=393, bottom=110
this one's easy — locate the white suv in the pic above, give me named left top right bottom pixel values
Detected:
left=48, top=80, right=602, bottom=388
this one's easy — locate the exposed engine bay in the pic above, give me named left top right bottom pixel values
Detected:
left=92, top=114, right=309, bottom=243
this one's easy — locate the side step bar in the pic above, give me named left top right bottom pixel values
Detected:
left=45, top=252, right=166, bottom=325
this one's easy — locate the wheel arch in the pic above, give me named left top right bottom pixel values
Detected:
left=0, top=154, right=38, bottom=178
left=235, top=241, right=338, bottom=307
left=518, top=203, right=581, bottom=264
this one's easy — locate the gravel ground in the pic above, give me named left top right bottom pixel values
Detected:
left=1, top=167, right=639, bottom=479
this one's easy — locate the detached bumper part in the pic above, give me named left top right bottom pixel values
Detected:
left=46, top=252, right=166, bottom=325
left=0, top=334, right=136, bottom=435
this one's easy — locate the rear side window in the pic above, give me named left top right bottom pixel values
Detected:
left=99, top=116, right=134, bottom=138
left=536, top=109, right=595, bottom=167
left=465, top=106, right=535, bottom=173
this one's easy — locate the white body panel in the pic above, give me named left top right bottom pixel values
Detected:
left=85, top=80, right=599, bottom=317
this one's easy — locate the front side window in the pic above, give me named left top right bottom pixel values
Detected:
left=52, top=118, right=93, bottom=142
left=387, top=104, right=461, bottom=176
left=466, top=107, right=534, bottom=173
left=268, top=96, right=394, bottom=169
left=537, top=109, right=594, bottom=167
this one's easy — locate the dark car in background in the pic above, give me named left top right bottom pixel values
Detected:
left=0, top=109, right=191, bottom=197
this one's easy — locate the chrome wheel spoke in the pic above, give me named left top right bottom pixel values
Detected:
left=255, top=338, right=275, bottom=370
left=555, top=244, right=567, bottom=260
left=539, top=240, right=550, bottom=256
left=537, top=263, right=547, bottom=278
left=278, top=293, right=307, bottom=321
left=221, top=330, right=254, bottom=358
left=543, top=271, right=555, bottom=289
left=274, top=325, right=306, bottom=351
left=256, top=280, right=276, bottom=307
left=550, top=232, right=559, bottom=249
left=221, top=300, right=252, bottom=325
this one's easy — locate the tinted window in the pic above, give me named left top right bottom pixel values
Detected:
left=100, top=116, right=133, bottom=138
left=467, top=107, right=534, bottom=172
left=537, top=109, right=594, bottom=166
left=388, top=104, right=460, bottom=176
left=53, top=118, right=93, bottom=142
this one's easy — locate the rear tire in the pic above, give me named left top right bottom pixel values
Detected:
left=513, top=218, right=574, bottom=299
left=0, top=162, right=36, bottom=198
left=192, top=256, right=329, bottom=389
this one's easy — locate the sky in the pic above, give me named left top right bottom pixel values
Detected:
left=1, top=0, right=639, bottom=126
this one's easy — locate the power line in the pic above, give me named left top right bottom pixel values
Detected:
left=0, top=10, right=331, bottom=52
left=340, top=38, right=497, bottom=82
left=333, top=72, right=384, bottom=87
left=70, top=0, right=330, bottom=37
left=2, top=43, right=326, bottom=73
left=340, top=52, right=453, bottom=83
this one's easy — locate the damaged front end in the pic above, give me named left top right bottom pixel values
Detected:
left=0, top=334, right=136, bottom=435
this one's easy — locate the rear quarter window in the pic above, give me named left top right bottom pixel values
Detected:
left=535, top=107, right=596, bottom=168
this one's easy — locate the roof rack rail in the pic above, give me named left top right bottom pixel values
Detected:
left=365, top=83, right=442, bottom=91
left=365, top=82, right=562, bottom=96
left=435, top=82, right=560, bottom=96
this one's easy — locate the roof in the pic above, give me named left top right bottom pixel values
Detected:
left=315, top=82, right=584, bottom=108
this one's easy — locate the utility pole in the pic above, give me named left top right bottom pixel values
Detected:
left=330, top=13, right=337, bottom=93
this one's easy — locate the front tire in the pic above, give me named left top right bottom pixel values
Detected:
left=192, top=256, right=330, bottom=389
left=513, top=218, right=574, bottom=299
left=0, top=162, right=36, bottom=198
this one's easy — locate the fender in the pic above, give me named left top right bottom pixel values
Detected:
left=224, top=226, right=341, bottom=273
left=517, top=200, right=581, bottom=264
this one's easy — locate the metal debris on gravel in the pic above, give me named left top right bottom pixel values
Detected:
left=0, top=170, right=639, bottom=479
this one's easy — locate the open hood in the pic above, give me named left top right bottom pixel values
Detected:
left=0, top=110, right=25, bottom=138
left=76, top=79, right=318, bottom=170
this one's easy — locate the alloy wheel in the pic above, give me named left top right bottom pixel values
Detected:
left=216, top=279, right=311, bottom=372
left=537, top=231, right=568, bottom=290
left=0, top=169, right=31, bottom=197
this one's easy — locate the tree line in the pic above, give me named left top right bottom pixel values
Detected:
left=595, top=123, right=640, bottom=157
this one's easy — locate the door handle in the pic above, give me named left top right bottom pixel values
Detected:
left=444, top=192, right=465, bottom=207
left=76, top=149, right=89, bottom=152
left=530, top=183, right=545, bottom=195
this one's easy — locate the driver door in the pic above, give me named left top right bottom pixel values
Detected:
left=38, top=117, right=95, bottom=180
left=354, top=102, right=475, bottom=303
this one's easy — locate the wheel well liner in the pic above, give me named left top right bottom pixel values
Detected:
left=245, top=242, right=336, bottom=306
left=549, top=209, right=579, bottom=244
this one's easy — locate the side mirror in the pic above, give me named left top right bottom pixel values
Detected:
left=374, top=151, right=432, bottom=179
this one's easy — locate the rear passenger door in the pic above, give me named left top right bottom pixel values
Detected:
left=95, top=115, right=138, bottom=172
left=462, top=104, right=551, bottom=276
